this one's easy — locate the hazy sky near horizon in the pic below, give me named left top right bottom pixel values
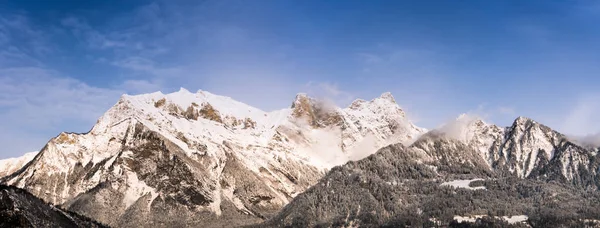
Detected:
left=1, top=0, right=599, bottom=158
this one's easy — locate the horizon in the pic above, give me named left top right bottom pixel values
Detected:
left=1, top=0, right=600, bottom=158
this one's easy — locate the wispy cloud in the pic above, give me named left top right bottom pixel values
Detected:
left=579, top=133, right=600, bottom=147
left=304, top=81, right=355, bottom=106
left=0, top=14, right=51, bottom=67
left=357, top=53, right=383, bottom=64
left=562, top=93, right=600, bottom=136
left=0, top=67, right=122, bottom=154
left=434, top=102, right=519, bottom=141
left=497, top=106, right=516, bottom=116
left=61, top=17, right=126, bottom=49
left=0, top=12, right=122, bottom=156
left=111, top=56, right=182, bottom=77
left=0, top=67, right=122, bottom=126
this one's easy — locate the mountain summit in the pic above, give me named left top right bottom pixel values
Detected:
left=1, top=89, right=424, bottom=227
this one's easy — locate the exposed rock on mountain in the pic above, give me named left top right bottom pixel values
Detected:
left=0, top=184, right=106, bottom=228
left=0, top=88, right=423, bottom=227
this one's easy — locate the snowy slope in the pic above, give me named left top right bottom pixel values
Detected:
left=1, top=88, right=423, bottom=227
left=0, top=152, right=37, bottom=178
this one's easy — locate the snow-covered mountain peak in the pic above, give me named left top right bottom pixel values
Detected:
left=455, top=113, right=485, bottom=123
left=369, top=92, right=401, bottom=110
left=378, top=91, right=396, bottom=103
left=178, top=87, right=191, bottom=93
left=116, top=88, right=272, bottom=128
left=511, top=116, right=536, bottom=127
left=506, top=116, right=557, bottom=141
left=290, top=93, right=314, bottom=112
left=348, top=98, right=367, bottom=109
left=344, top=93, right=407, bottom=121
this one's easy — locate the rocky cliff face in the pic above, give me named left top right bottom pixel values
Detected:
left=0, top=88, right=423, bottom=227
left=442, top=115, right=600, bottom=187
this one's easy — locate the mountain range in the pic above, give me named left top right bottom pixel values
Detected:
left=0, top=88, right=423, bottom=227
left=264, top=117, right=600, bottom=227
left=0, top=88, right=599, bottom=227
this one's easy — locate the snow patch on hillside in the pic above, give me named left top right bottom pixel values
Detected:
left=503, top=215, right=528, bottom=224
left=453, top=215, right=528, bottom=224
left=441, top=178, right=486, bottom=190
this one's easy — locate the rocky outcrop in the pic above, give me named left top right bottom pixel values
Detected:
left=290, top=93, right=343, bottom=128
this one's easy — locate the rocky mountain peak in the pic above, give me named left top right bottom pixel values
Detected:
left=506, top=116, right=557, bottom=141
left=290, top=93, right=313, bottom=112
left=289, top=93, right=343, bottom=128
left=345, top=93, right=407, bottom=121
left=348, top=99, right=367, bottom=110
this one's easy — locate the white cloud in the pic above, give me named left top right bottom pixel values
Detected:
left=0, top=67, right=122, bottom=156
left=0, top=14, right=52, bottom=66
left=120, top=79, right=163, bottom=94
left=112, top=56, right=182, bottom=77
left=0, top=13, right=124, bottom=156
left=434, top=103, right=518, bottom=142
left=0, top=67, right=122, bottom=128
left=497, top=106, right=516, bottom=115
left=580, top=133, right=600, bottom=147
left=357, top=53, right=383, bottom=64
left=61, top=17, right=126, bottom=49
left=60, top=4, right=177, bottom=82
left=437, top=113, right=483, bottom=142
left=562, top=93, right=600, bottom=136
left=304, top=81, right=355, bottom=106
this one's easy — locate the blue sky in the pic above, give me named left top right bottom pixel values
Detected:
left=1, top=0, right=599, bottom=158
